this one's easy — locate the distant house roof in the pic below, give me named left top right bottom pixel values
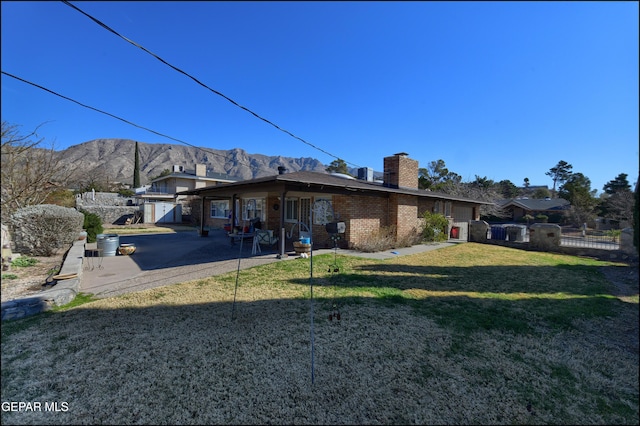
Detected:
left=150, top=169, right=238, bottom=184
left=500, top=198, right=570, bottom=211
left=178, top=170, right=493, bottom=205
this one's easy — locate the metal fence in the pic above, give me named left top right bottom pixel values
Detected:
left=559, top=227, right=620, bottom=250
left=487, top=224, right=620, bottom=251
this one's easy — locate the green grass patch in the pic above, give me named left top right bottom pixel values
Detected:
left=1, top=273, right=18, bottom=280
left=10, top=256, right=38, bottom=268
left=276, top=246, right=623, bottom=334
left=50, top=292, right=98, bottom=312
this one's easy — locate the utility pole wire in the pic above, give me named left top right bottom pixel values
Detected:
left=61, top=0, right=362, bottom=169
left=1, top=70, right=263, bottom=172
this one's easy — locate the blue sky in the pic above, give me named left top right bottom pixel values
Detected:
left=2, top=1, right=638, bottom=194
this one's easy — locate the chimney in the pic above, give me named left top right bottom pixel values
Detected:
left=383, top=152, right=418, bottom=189
left=195, top=164, right=206, bottom=177
left=278, top=166, right=287, bottom=175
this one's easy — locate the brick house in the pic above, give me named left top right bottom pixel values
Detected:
left=180, top=153, right=489, bottom=256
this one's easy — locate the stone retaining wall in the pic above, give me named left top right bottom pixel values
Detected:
left=1, top=239, right=85, bottom=321
left=79, top=205, right=141, bottom=225
left=468, top=221, right=637, bottom=262
left=76, top=192, right=141, bottom=224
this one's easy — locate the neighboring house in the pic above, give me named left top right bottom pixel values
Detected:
left=499, top=197, right=570, bottom=221
left=179, top=153, right=491, bottom=256
left=139, top=164, right=238, bottom=202
left=136, top=164, right=238, bottom=223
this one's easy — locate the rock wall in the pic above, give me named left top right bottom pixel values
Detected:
left=469, top=220, right=490, bottom=242
left=79, top=206, right=142, bottom=225
left=529, top=223, right=561, bottom=250
left=76, top=192, right=141, bottom=225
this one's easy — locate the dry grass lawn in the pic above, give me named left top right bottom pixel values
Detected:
left=1, top=243, right=638, bottom=425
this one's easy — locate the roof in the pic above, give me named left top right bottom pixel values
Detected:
left=500, top=197, right=570, bottom=211
left=151, top=170, right=238, bottom=184
left=178, top=170, right=492, bottom=205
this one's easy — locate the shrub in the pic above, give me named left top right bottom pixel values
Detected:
left=11, top=256, right=38, bottom=267
left=81, top=210, right=104, bottom=243
left=422, top=211, right=449, bottom=242
left=351, top=226, right=397, bottom=253
left=10, top=204, right=84, bottom=256
left=535, top=214, right=549, bottom=223
left=43, top=189, right=76, bottom=208
left=518, top=214, right=534, bottom=224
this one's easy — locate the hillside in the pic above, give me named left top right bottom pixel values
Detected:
left=56, top=139, right=329, bottom=185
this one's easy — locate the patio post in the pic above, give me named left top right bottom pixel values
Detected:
left=279, top=190, right=287, bottom=258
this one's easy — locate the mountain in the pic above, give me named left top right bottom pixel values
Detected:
left=56, top=139, right=329, bottom=185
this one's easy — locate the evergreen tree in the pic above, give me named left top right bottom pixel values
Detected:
left=546, top=160, right=573, bottom=193
left=558, top=172, right=597, bottom=226
left=133, top=141, right=141, bottom=188
left=603, top=173, right=631, bottom=194
left=325, top=158, right=349, bottom=175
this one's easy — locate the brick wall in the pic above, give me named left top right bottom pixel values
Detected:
left=383, top=153, right=418, bottom=189
left=418, top=198, right=435, bottom=216
left=389, top=193, right=419, bottom=241
left=333, top=194, right=389, bottom=248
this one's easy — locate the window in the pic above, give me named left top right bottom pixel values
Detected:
left=242, top=198, right=264, bottom=221
left=210, top=200, right=230, bottom=219
left=434, top=201, right=451, bottom=217
left=285, top=198, right=299, bottom=223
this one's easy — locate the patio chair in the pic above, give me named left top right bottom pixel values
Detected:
left=256, top=229, right=279, bottom=248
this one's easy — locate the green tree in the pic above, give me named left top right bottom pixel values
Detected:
left=546, top=160, right=573, bottom=193
left=325, top=158, right=349, bottom=175
left=532, top=187, right=551, bottom=199
left=598, top=173, right=634, bottom=228
left=418, top=159, right=461, bottom=191
left=471, top=175, right=494, bottom=189
left=558, top=172, right=597, bottom=226
left=133, top=141, right=141, bottom=188
left=603, top=173, right=631, bottom=194
left=497, top=179, right=519, bottom=199
left=523, top=177, right=530, bottom=188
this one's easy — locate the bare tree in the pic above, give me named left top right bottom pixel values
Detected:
left=1, top=121, right=76, bottom=222
left=441, top=180, right=509, bottom=220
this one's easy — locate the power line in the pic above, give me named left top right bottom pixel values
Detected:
left=60, top=0, right=361, bottom=169
left=1, top=70, right=264, bottom=174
